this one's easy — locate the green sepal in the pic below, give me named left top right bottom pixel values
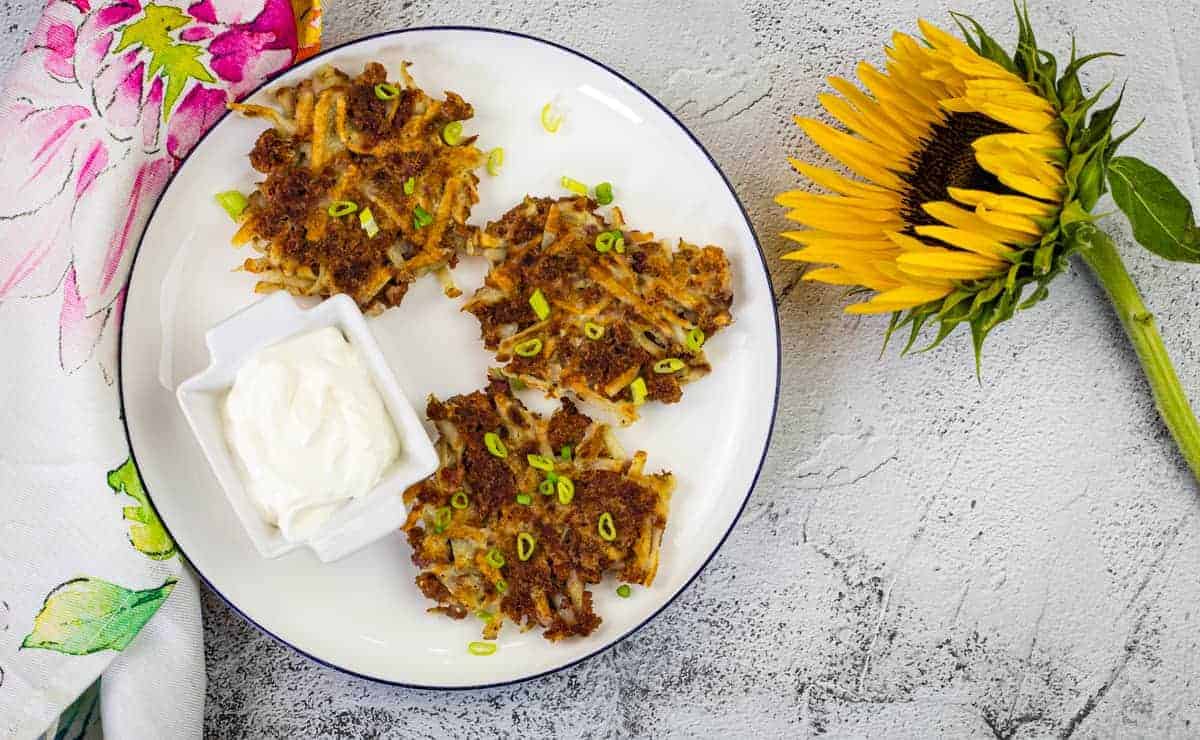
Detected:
left=950, top=12, right=1017, bottom=73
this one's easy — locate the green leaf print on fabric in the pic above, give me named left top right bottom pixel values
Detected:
left=107, top=458, right=176, bottom=560
left=22, top=577, right=177, bottom=655
left=113, top=4, right=216, bottom=121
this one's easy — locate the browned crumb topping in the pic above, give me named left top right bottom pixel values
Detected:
left=402, top=380, right=674, bottom=641
left=464, top=196, right=734, bottom=423
left=229, top=61, right=485, bottom=312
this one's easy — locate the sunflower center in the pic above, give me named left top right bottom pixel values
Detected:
left=901, top=112, right=1015, bottom=228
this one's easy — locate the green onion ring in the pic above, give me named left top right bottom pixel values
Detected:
left=517, top=532, right=536, bottom=561
left=514, top=338, right=543, bottom=357
left=653, top=358, right=686, bottom=374
left=485, top=548, right=505, bottom=568
left=584, top=322, right=605, bottom=340
left=374, top=82, right=400, bottom=100
left=556, top=476, right=575, bottom=505
left=442, top=121, right=464, bottom=146
left=598, top=512, right=616, bottom=541
left=327, top=200, right=357, bottom=217
left=527, top=454, right=555, bottom=471
left=484, top=431, right=507, bottom=458
left=450, top=491, right=469, bottom=509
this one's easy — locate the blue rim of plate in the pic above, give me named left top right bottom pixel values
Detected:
left=118, top=25, right=782, bottom=691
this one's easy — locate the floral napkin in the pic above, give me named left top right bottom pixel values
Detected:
left=0, top=1, right=321, bottom=737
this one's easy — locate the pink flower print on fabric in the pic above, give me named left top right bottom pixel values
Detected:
left=0, top=0, right=306, bottom=374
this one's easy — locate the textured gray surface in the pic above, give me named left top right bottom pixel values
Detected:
left=7, top=0, right=1200, bottom=737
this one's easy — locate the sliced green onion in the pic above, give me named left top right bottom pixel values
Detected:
left=556, top=476, right=575, bottom=505
left=413, top=204, right=433, bottom=229
left=327, top=200, right=357, bottom=217
left=527, top=454, right=555, bottom=471
left=468, top=641, right=497, bottom=656
left=686, top=326, right=706, bottom=352
left=450, top=491, right=469, bottom=510
left=359, top=206, right=379, bottom=238
left=403, top=176, right=415, bottom=195
left=517, top=533, right=536, bottom=561
left=516, top=493, right=532, bottom=506
left=215, top=190, right=248, bottom=221
left=487, top=147, right=504, bottom=176
left=595, top=182, right=614, bottom=205
left=584, top=322, right=605, bottom=340
left=594, top=232, right=615, bottom=253
left=514, top=338, right=543, bottom=357
left=495, top=579, right=508, bottom=595
left=484, top=431, right=507, bottom=458
left=540, top=102, right=563, bottom=133
left=529, top=288, right=551, bottom=320
left=442, top=120, right=464, bottom=146
left=616, top=584, right=632, bottom=598
left=613, top=236, right=625, bottom=254
left=653, top=358, right=686, bottom=374
left=507, top=374, right=527, bottom=392
left=560, top=445, right=573, bottom=461
left=433, top=506, right=452, bottom=534
left=475, top=609, right=493, bottom=621
left=538, top=479, right=555, bottom=496
left=544, top=470, right=560, bottom=484
left=598, top=512, right=616, bottom=541
left=374, top=82, right=400, bottom=100
left=629, top=377, right=648, bottom=406
left=485, top=548, right=506, bottom=568
left=561, top=176, right=588, bottom=197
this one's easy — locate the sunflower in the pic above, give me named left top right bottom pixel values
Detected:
left=779, top=8, right=1130, bottom=357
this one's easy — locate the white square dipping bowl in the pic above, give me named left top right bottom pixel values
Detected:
left=176, top=291, right=438, bottom=563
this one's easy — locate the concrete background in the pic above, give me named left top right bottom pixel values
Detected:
left=6, top=0, right=1200, bottom=736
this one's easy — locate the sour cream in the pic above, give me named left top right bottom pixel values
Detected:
left=222, top=326, right=400, bottom=543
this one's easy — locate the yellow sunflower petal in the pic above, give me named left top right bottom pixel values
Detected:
left=788, top=160, right=895, bottom=199
left=846, top=283, right=955, bottom=314
left=796, top=117, right=907, bottom=171
left=914, top=225, right=1015, bottom=258
left=828, top=76, right=928, bottom=141
left=976, top=103, right=1058, bottom=134
left=974, top=206, right=1044, bottom=236
left=785, top=204, right=905, bottom=234
left=795, top=118, right=908, bottom=189
left=946, top=188, right=1058, bottom=214
left=884, top=231, right=934, bottom=253
left=921, top=201, right=1037, bottom=245
left=818, top=93, right=913, bottom=152
left=972, top=132, right=1064, bottom=155
left=896, top=249, right=1007, bottom=280
left=776, top=189, right=900, bottom=211
left=993, top=171, right=1065, bottom=202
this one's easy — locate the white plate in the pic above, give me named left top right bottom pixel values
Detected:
left=120, top=27, right=779, bottom=688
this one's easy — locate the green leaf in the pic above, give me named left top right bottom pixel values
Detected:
left=1108, top=156, right=1200, bottom=262
left=114, top=4, right=215, bottom=121
left=22, top=577, right=176, bottom=655
left=108, top=458, right=176, bottom=560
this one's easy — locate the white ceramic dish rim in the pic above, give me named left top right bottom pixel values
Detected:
left=175, top=292, right=439, bottom=563
left=116, top=25, right=781, bottom=690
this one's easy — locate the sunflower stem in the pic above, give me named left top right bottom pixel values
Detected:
left=1081, top=228, right=1200, bottom=483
